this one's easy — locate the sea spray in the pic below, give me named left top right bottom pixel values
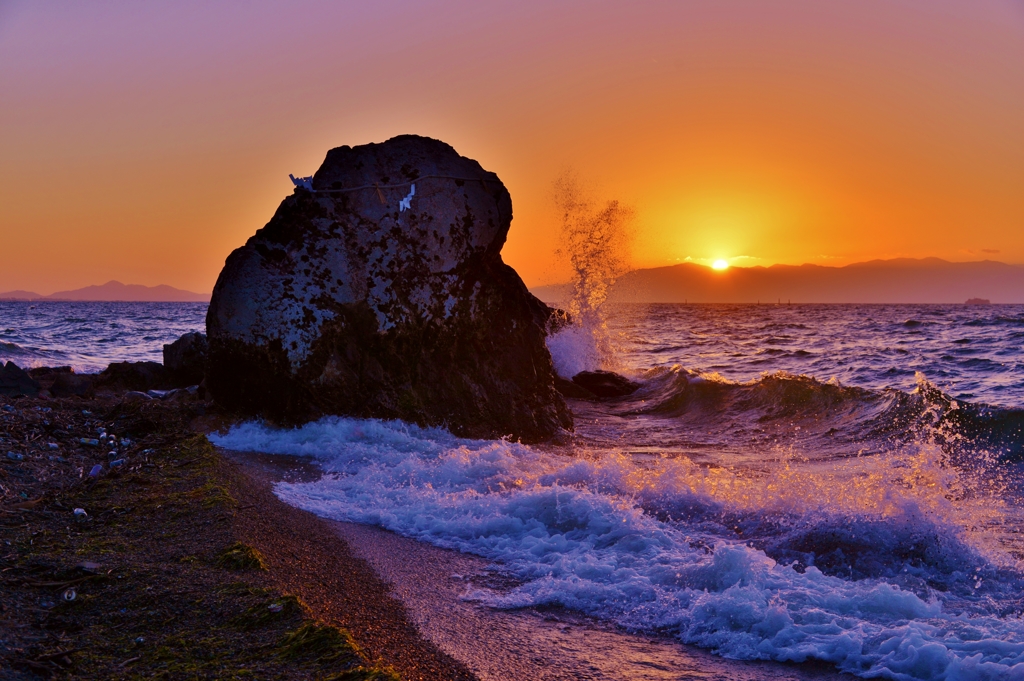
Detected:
left=545, top=172, right=634, bottom=378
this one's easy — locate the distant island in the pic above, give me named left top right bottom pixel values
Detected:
left=532, top=258, right=1024, bottom=304
left=0, top=280, right=210, bottom=302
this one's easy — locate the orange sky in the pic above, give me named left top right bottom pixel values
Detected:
left=1, top=1, right=1022, bottom=294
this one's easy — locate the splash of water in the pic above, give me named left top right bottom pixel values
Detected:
left=545, top=172, right=634, bottom=378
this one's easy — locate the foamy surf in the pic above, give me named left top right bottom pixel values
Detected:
left=211, top=414, right=1024, bottom=680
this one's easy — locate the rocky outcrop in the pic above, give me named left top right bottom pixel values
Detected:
left=164, top=332, right=207, bottom=386
left=29, top=366, right=94, bottom=397
left=0, top=362, right=40, bottom=398
left=206, top=135, right=571, bottom=441
left=96, top=361, right=174, bottom=392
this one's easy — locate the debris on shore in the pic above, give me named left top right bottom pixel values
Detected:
left=0, top=388, right=402, bottom=680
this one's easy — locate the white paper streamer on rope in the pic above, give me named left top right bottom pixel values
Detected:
left=398, top=184, right=416, bottom=212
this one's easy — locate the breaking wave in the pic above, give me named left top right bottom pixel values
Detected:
left=611, top=369, right=1024, bottom=461
left=212, top=391, right=1024, bottom=679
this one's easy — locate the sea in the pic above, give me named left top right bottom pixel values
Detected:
left=0, top=301, right=208, bottom=372
left=6, top=301, right=1024, bottom=679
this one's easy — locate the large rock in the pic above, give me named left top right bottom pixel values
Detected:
left=163, top=332, right=208, bottom=386
left=206, top=135, right=572, bottom=441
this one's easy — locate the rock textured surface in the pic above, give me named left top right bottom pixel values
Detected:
left=206, top=135, right=571, bottom=441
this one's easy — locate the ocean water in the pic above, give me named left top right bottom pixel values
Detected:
left=211, top=303, right=1024, bottom=681
left=0, top=301, right=207, bottom=373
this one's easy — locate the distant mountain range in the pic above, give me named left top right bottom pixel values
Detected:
left=531, top=258, right=1024, bottom=304
left=0, top=280, right=210, bottom=302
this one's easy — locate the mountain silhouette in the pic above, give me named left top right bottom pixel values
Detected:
left=0, top=281, right=209, bottom=302
left=531, top=258, right=1024, bottom=304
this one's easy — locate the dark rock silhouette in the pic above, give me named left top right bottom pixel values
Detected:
left=554, top=375, right=598, bottom=400
left=0, top=362, right=40, bottom=398
left=206, top=135, right=571, bottom=441
left=29, top=366, right=95, bottom=397
left=164, top=332, right=208, bottom=386
left=571, top=370, right=641, bottom=399
left=52, top=372, right=94, bottom=397
left=96, top=361, right=174, bottom=392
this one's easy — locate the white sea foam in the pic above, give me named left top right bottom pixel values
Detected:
left=212, top=417, right=1024, bottom=680
left=546, top=324, right=605, bottom=378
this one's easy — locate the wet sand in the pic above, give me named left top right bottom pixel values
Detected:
left=336, top=521, right=854, bottom=681
left=221, top=448, right=477, bottom=681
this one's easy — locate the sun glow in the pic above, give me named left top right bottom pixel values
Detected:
left=712, top=259, right=730, bottom=270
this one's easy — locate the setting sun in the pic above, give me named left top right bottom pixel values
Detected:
left=712, top=259, right=730, bottom=270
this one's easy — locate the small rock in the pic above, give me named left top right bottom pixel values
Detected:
left=6, top=451, right=24, bottom=461
left=50, top=371, right=95, bottom=397
left=80, top=438, right=100, bottom=446
left=74, top=508, right=88, bottom=518
left=88, top=464, right=103, bottom=478
left=146, top=389, right=177, bottom=400
left=163, top=331, right=207, bottom=386
left=571, top=370, right=641, bottom=398
left=96, top=361, right=174, bottom=392
left=553, top=375, right=598, bottom=400
left=0, top=361, right=40, bottom=398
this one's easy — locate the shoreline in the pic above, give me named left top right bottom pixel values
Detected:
left=1, top=387, right=854, bottom=680
left=333, top=519, right=853, bottom=681
left=227, top=452, right=854, bottom=681
left=221, top=448, right=477, bottom=680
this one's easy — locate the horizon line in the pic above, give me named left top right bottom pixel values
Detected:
left=3, top=256, right=1021, bottom=299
